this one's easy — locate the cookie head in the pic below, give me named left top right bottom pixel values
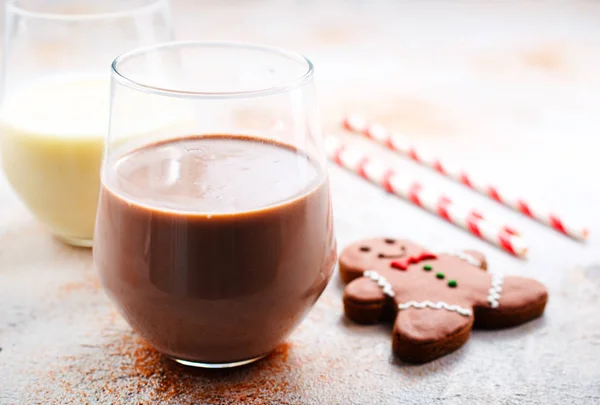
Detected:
left=339, top=238, right=428, bottom=282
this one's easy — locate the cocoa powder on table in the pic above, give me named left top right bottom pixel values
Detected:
left=34, top=330, right=300, bottom=405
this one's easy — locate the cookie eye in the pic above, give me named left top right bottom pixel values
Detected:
left=384, top=238, right=395, bottom=244
left=378, top=253, right=385, bottom=258
left=360, top=246, right=371, bottom=252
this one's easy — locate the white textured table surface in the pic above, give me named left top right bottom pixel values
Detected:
left=2, top=1, right=600, bottom=404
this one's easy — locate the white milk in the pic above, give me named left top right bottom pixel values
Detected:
left=0, top=74, right=186, bottom=245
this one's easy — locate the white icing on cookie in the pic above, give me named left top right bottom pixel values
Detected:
left=364, top=265, right=500, bottom=315
left=397, top=300, right=473, bottom=317
left=488, top=274, right=504, bottom=308
left=363, top=270, right=395, bottom=297
left=441, top=251, right=481, bottom=268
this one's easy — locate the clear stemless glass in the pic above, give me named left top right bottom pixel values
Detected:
left=0, top=0, right=173, bottom=247
left=94, top=41, right=337, bottom=368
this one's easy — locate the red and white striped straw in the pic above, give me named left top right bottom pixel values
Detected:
left=342, top=114, right=588, bottom=241
left=326, top=136, right=528, bottom=258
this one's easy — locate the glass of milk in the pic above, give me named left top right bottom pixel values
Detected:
left=0, top=0, right=173, bottom=247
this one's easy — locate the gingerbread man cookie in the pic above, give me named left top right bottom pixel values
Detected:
left=340, top=238, right=548, bottom=363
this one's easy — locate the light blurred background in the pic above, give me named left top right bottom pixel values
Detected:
left=1, top=0, right=599, bottom=249
left=146, top=1, right=598, bottom=239
left=162, top=1, right=600, bottom=170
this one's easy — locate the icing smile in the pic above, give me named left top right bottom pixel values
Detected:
left=377, top=252, right=406, bottom=259
left=377, top=245, right=407, bottom=259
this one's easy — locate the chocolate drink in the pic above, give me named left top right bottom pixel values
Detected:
left=94, top=134, right=336, bottom=364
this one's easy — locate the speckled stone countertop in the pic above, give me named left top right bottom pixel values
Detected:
left=2, top=1, right=600, bottom=404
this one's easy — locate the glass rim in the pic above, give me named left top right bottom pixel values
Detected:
left=110, top=40, right=315, bottom=99
left=5, top=0, right=169, bottom=21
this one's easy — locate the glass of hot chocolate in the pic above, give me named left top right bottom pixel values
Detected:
left=94, top=41, right=337, bottom=368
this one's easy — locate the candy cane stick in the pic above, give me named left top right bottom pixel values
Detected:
left=326, top=137, right=528, bottom=258
left=343, top=114, right=588, bottom=241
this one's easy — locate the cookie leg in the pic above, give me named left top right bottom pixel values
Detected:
left=393, top=308, right=474, bottom=363
left=343, top=277, right=394, bottom=324
left=475, top=275, right=548, bottom=329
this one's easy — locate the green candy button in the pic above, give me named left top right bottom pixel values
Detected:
left=436, top=272, right=445, bottom=279
left=423, top=265, right=432, bottom=271
left=448, top=280, right=458, bottom=288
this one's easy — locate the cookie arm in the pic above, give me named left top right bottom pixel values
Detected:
left=343, top=276, right=393, bottom=324
left=474, top=275, right=548, bottom=329
left=461, top=249, right=487, bottom=270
